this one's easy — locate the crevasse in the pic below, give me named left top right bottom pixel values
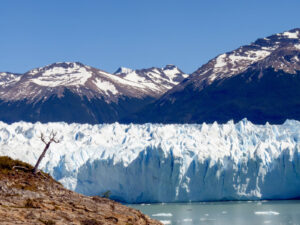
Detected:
left=0, top=119, right=300, bottom=203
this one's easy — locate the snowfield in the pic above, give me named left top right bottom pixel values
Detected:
left=0, top=120, right=300, bottom=203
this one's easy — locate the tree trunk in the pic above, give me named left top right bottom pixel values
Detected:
left=33, top=143, right=50, bottom=174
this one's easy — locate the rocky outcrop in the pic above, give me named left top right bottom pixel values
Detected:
left=0, top=156, right=161, bottom=225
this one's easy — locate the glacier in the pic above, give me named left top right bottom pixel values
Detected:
left=0, top=119, right=300, bottom=203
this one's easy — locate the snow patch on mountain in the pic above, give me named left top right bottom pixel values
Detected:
left=114, top=67, right=133, bottom=75
left=210, top=49, right=273, bottom=82
left=163, top=65, right=189, bottom=84
left=282, top=30, right=299, bottom=39
left=295, top=44, right=300, bottom=50
left=28, top=62, right=81, bottom=76
left=31, top=68, right=92, bottom=87
left=118, top=65, right=188, bottom=94
left=101, top=70, right=146, bottom=89
left=0, top=120, right=300, bottom=203
left=0, top=73, right=21, bottom=87
left=215, top=54, right=227, bottom=68
left=31, top=66, right=92, bottom=87
left=94, top=79, right=118, bottom=95
left=122, top=71, right=147, bottom=84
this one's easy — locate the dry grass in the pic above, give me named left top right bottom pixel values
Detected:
left=0, top=156, right=60, bottom=185
left=0, top=156, right=33, bottom=172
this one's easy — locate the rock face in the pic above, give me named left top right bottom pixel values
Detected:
left=0, top=156, right=162, bottom=225
left=125, top=28, right=300, bottom=124
left=0, top=62, right=187, bottom=124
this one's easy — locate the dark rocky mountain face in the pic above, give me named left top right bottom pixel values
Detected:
left=124, top=28, right=300, bottom=124
left=126, top=68, right=300, bottom=124
left=0, top=89, right=155, bottom=124
left=0, top=62, right=186, bottom=124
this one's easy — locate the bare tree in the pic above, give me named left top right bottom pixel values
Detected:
left=33, top=131, right=60, bottom=174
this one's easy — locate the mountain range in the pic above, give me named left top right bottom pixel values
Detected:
left=0, top=63, right=187, bottom=123
left=126, top=28, right=300, bottom=124
left=1, top=28, right=300, bottom=124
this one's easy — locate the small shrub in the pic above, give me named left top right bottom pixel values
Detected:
left=101, top=190, right=111, bottom=199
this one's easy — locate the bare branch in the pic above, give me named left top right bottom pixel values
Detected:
left=52, top=139, right=60, bottom=143
left=49, top=130, right=60, bottom=143
left=39, top=133, right=47, bottom=144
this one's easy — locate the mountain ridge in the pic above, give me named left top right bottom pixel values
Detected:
left=0, top=62, right=187, bottom=123
left=124, top=28, right=300, bottom=124
left=1, top=28, right=300, bottom=124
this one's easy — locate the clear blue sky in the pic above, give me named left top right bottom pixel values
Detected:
left=1, top=0, right=300, bottom=74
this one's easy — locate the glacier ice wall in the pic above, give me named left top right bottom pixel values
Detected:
left=0, top=119, right=300, bottom=203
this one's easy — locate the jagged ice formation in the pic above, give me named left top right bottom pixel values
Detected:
left=0, top=120, right=300, bottom=203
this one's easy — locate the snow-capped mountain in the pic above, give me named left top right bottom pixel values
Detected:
left=0, top=62, right=155, bottom=102
left=0, top=72, right=22, bottom=88
left=126, top=28, right=300, bottom=124
left=188, top=28, right=300, bottom=88
left=0, top=62, right=187, bottom=123
left=1, top=120, right=300, bottom=203
left=114, top=65, right=188, bottom=96
left=114, top=67, right=134, bottom=75
left=2, top=28, right=300, bottom=124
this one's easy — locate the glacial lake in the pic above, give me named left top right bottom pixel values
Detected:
left=128, top=200, right=300, bottom=225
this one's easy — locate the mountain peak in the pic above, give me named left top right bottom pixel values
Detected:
left=189, top=28, right=300, bottom=87
left=51, top=61, right=85, bottom=68
left=15, top=61, right=95, bottom=90
left=47, top=61, right=85, bottom=67
left=279, top=28, right=300, bottom=39
left=289, top=27, right=300, bottom=32
left=27, top=62, right=88, bottom=76
left=139, top=28, right=300, bottom=124
left=163, top=64, right=177, bottom=70
left=115, top=65, right=188, bottom=95
left=114, top=67, right=133, bottom=75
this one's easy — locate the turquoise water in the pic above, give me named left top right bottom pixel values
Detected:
left=128, top=200, right=300, bottom=225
